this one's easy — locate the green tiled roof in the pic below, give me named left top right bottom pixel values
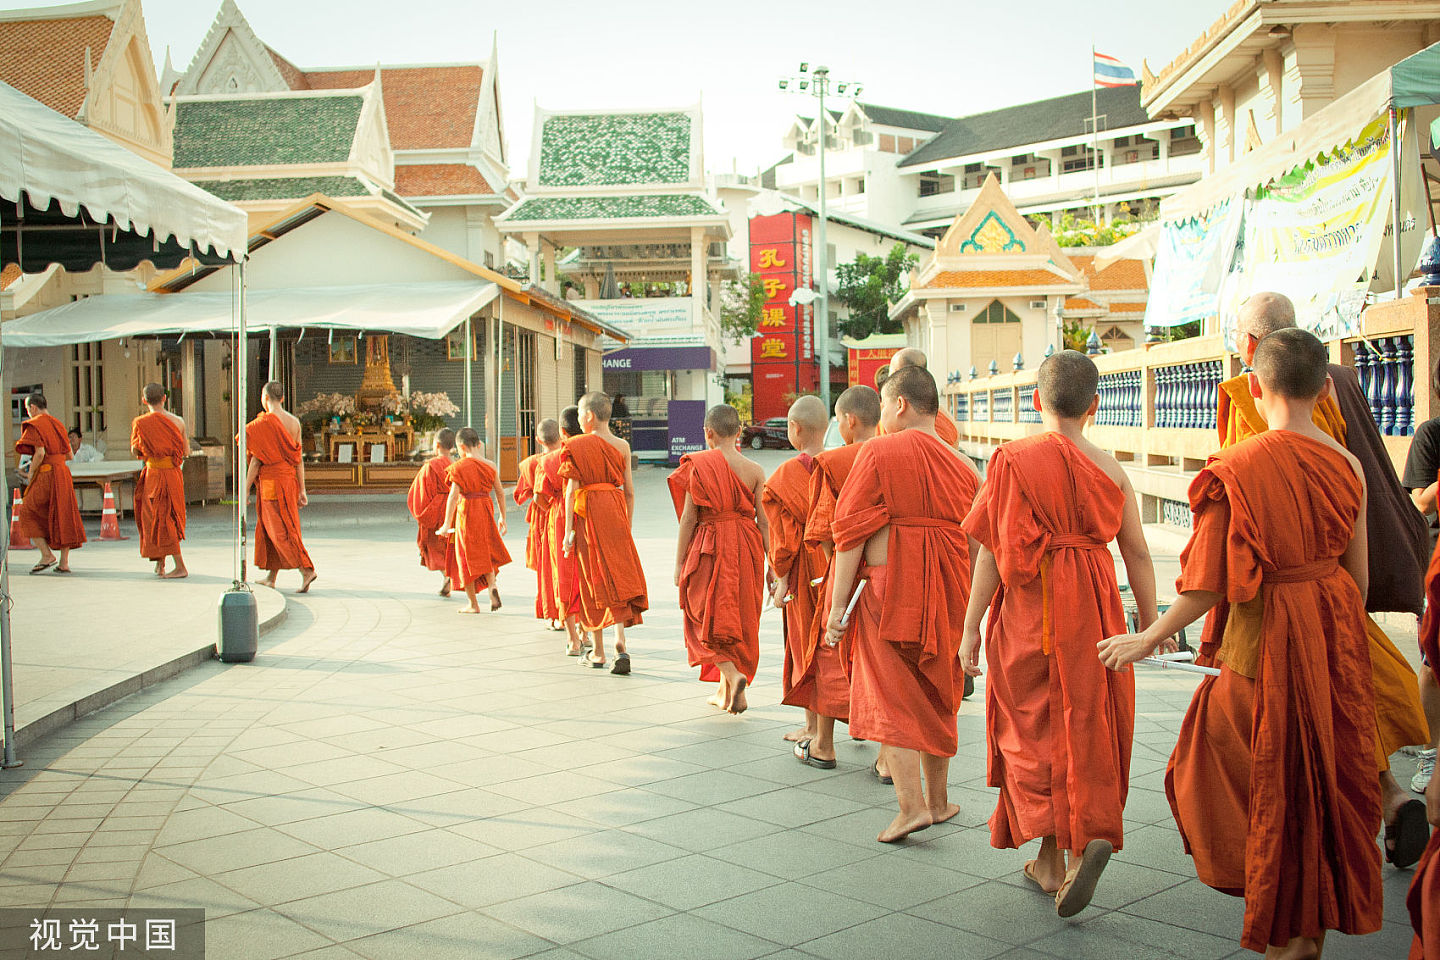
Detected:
left=504, top=194, right=720, bottom=222
left=174, top=95, right=363, bottom=167
left=197, top=176, right=371, bottom=202
left=537, top=113, right=692, bottom=187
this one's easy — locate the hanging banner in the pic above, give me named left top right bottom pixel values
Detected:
left=1224, top=114, right=1396, bottom=343
left=1144, top=196, right=1244, bottom=329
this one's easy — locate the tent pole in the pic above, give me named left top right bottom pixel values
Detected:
left=464, top=315, right=473, bottom=432
left=237, top=260, right=248, bottom=585
left=1392, top=107, right=1406, bottom=298
left=268, top=327, right=277, bottom=382
left=0, top=204, right=18, bottom=768
left=496, top=299, right=504, bottom=461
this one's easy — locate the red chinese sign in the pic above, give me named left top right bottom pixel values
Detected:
left=749, top=212, right=816, bottom=420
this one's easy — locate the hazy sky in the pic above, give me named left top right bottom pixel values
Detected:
left=21, top=0, right=1225, bottom=176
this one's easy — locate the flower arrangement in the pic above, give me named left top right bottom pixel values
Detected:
left=380, top=392, right=410, bottom=418
left=296, top=392, right=357, bottom=426
left=408, top=390, right=460, bottom=432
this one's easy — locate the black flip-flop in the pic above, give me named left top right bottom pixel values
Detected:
left=1386, top=799, right=1430, bottom=868
left=794, top=739, right=836, bottom=769
left=29, top=560, right=55, bottom=575
left=611, top=653, right=631, bottom=676
left=962, top=674, right=975, bottom=700
left=871, top=759, right=893, bottom=785
left=582, top=651, right=606, bottom=669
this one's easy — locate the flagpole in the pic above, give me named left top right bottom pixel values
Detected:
left=1091, top=42, right=1102, bottom=226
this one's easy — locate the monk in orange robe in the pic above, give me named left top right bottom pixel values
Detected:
left=1410, top=495, right=1440, bottom=960
left=562, top=392, right=648, bottom=674
left=15, top=392, right=85, bottom=573
left=961, top=351, right=1159, bottom=916
left=762, top=395, right=829, bottom=745
left=1102, top=329, right=1382, bottom=959
left=130, top=383, right=189, bottom=579
left=545, top=406, right=588, bottom=656
left=1216, top=292, right=1429, bottom=867
left=516, top=419, right=564, bottom=630
left=670, top=404, right=768, bottom=714
left=826, top=366, right=980, bottom=843
left=440, top=427, right=510, bottom=613
left=244, top=382, right=316, bottom=592
left=878, top=347, right=960, bottom=448
left=407, top=428, right=457, bottom=596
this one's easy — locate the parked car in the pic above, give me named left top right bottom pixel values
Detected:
left=741, top=417, right=791, bottom=450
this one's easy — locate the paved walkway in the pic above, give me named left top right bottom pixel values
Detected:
left=0, top=451, right=1427, bottom=960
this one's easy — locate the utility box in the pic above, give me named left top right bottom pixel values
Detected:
left=217, top=588, right=258, bottom=663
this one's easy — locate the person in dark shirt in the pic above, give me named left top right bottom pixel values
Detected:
left=1403, top=356, right=1440, bottom=796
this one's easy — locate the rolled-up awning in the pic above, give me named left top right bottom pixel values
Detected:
left=2, top=280, right=500, bottom=347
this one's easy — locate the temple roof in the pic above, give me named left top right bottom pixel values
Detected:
left=303, top=65, right=483, bottom=152
left=174, top=92, right=363, bottom=167
left=394, top=163, right=496, bottom=198
left=0, top=4, right=117, bottom=118
left=502, top=193, right=722, bottom=222
left=535, top=110, right=695, bottom=188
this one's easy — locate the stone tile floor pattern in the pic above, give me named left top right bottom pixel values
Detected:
left=0, top=455, right=1428, bottom=960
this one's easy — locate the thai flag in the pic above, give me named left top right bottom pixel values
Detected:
left=1094, top=52, right=1137, bottom=88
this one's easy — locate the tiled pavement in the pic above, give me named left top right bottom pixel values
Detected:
left=0, top=453, right=1428, bottom=960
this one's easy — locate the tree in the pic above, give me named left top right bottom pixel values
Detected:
left=1032, top=202, right=1159, bottom=248
left=719, top=273, right=765, bottom=346
left=834, top=244, right=919, bottom=340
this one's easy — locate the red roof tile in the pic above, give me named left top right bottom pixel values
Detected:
left=1064, top=297, right=1101, bottom=310
left=1068, top=254, right=1148, bottom=291
left=922, top=269, right=1073, bottom=289
left=265, top=45, right=309, bottom=92
left=0, top=14, right=114, bottom=117
left=1, top=263, right=21, bottom=290
left=1108, top=301, right=1148, bottom=313
left=394, top=163, right=494, bottom=197
left=304, top=65, right=482, bottom=151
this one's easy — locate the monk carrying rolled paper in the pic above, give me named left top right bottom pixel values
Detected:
left=407, top=428, right=457, bottom=596
left=515, top=419, right=564, bottom=631
left=670, top=404, right=768, bottom=714
left=961, top=351, right=1159, bottom=917
left=16, top=392, right=86, bottom=574
left=761, top=395, right=830, bottom=753
left=563, top=392, right=648, bottom=674
left=439, top=427, right=510, bottom=614
left=131, top=383, right=190, bottom=579
left=827, top=366, right=980, bottom=842
left=1100, top=328, right=1382, bottom=959
left=245, top=381, right=316, bottom=592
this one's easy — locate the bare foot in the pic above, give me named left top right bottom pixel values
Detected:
left=458, top=606, right=481, bottom=615
left=1023, top=859, right=1064, bottom=894
left=707, top=690, right=726, bottom=709
left=259, top=576, right=277, bottom=589
left=724, top=677, right=748, bottom=715
left=928, top=802, right=960, bottom=826
left=161, top=569, right=189, bottom=579
left=489, top=589, right=502, bottom=612
left=783, top=726, right=816, bottom=743
left=1264, top=936, right=1321, bottom=960
left=878, top=810, right=933, bottom=843
left=298, top=571, right=318, bottom=594
left=154, top=561, right=165, bottom=577
left=439, top=582, right=452, bottom=597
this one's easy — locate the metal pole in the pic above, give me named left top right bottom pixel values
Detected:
left=0, top=204, right=18, bottom=767
left=237, top=259, right=248, bottom=585
left=1091, top=44, right=1102, bottom=225
left=464, top=315, right=473, bottom=431
left=267, top=327, right=277, bottom=382
left=815, top=66, right=831, bottom=414
left=496, top=301, right=505, bottom=461
left=1391, top=107, right=1406, bottom=298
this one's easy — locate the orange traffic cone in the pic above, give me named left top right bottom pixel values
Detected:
left=8, top=490, right=32, bottom=550
left=99, top=482, right=127, bottom=541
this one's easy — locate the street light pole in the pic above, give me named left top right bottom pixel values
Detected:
left=815, top=67, right=831, bottom=414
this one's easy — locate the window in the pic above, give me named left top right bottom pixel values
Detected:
left=1012, top=153, right=1030, bottom=164
left=328, top=335, right=358, bottom=364
left=919, top=173, right=955, bottom=197
left=573, top=347, right=587, bottom=401
left=483, top=251, right=495, bottom=269
left=965, top=162, right=982, bottom=173
left=516, top=330, right=537, bottom=456
left=878, top=133, right=896, bottom=152
left=898, top=137, right=915, bottom=153
left=1029, top=299, right=1047, bottom=310
left=949, top=303, right=968, bottom=312
left=1061, top=146, right=1077, bottom=157
left=70, top=343, right=105, bottom=435
left=855, top=177, right=866, bottom=194
left=974, top=300, right=1022, bottom=324
left=1113, top=136, right=1130, bottom=148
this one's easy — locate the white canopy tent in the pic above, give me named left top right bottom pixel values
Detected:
left=2, top=281, right=501, bottom=347
left=0, top=81, right=247, bottom=767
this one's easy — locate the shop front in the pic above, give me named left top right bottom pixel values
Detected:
left=600, top=342, right=715, bottom=463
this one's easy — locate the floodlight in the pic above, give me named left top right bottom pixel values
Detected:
left=837, top=83, right=847, bottom=94
left=853, top=85, right=863, bottom=96
left=779, top=80, right=788, bottom=90
left=799, top=62, right=809, bottom=73
left=799, top=80, right=809, bottom=90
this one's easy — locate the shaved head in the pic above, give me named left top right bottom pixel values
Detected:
left=262, top=381, right=284, bottom=402
left=1253, top=328, right=1329, bottom=399
left=836, top=385, right=881, bottom=426
left=888, top=347, right=928, bottom=374
left=579, top=391, right=611, bottom=422
left=435, top=428, right=456, bottom=451
left=1036, top=351, right=1099, bottom=419
left=787, top=394, right=828, bottom=433
left=457, top=427, right=480, bottom=449
left=704, top=404, right=742, bottom=438
left=142, top=382, right=165, bottom=405
left=537, top=418, right=560, bottom=445
left=1238, top=291, right=1296, bottom=341
left=881, top=365, right=939, bottom=416
left=560, top=405, right=581, bottom=437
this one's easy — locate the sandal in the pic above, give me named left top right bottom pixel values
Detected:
left=582, top=651, right=606, bottom=669
left=1385, top=799, right=1429, bottom=868
left=611, top=652, right=631, bottom=676
left=1022, top=860, right=1059, bottom=894
left=1055, top=839, right=1113, bottom=918
left=794, top=739, right=837, bottom=770
left=29, top=560, right=55, bottom=575
left=871, top=759, right=893, bottom=785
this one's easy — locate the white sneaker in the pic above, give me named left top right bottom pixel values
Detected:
left=1413, top=748, right=1436, bottom=794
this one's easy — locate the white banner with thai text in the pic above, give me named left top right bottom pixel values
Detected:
left=1144, top=196, right=1244, bottom=329
left=578, top=297, right=693, bottom=332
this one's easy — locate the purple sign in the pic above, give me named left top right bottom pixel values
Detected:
left=602, top=346, right=715, bottom=372
left=667, top=400, right=707, bottom=466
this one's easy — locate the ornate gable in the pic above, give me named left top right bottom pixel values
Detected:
left=175, top=0, right=288, bottom=96
left=935, top=174, right=1042, bottom=259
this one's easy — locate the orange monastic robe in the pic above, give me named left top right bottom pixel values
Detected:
left=668, top=449, right=765, bottom=681
left=798, top=442, right=865, bottom=720
left=444, top=457, right=511, bottom=592
left=407, top=454, right=453, bottom=572
left=1217, top=374, right=1427, bottom=769
left=130, top=412, right=187, bottom=560
left=832, top=430, right=978, bottom=756
left=962, top=433, right=1134, bottom=853
left=1166, top=432, right=1381, bottom=954
left=539, top=447, right=579, bottom=619
left=15, top=412, right=86, bottom=550
left=559, top=434, right=648, bottom=629
left=762, top=454, right=827, bottom=700
left=514, top=453, right=558, bottom=620
left=1410, top=482, right=1440, bottom=960
left=246, top=412, right=312, bottom=572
